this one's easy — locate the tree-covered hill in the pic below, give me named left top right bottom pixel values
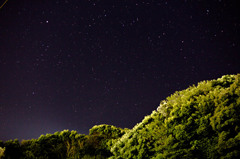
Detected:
left=0, top=74, right=240, bottom=159
left=110, top=74, right=240, bottom=159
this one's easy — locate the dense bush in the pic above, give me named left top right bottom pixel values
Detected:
left=0, top=125, right=126, bottom=159
left=110, top=74, right=240, bottom=158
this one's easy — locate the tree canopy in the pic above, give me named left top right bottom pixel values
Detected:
left=0, top=74, right=239, bottom=158
left=110, top=74, right=240, bottom=158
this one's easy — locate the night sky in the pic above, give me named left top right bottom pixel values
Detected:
left=0, top=0, right=239, bottom=141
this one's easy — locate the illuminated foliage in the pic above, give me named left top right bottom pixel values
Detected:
left=110, top=74, right=240, bottom=158
left=0, top=74, right=239, bottom=158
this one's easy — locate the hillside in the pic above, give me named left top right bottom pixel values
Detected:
left=0, top=74, right=240, bottom=159
left=110, top=74, right=240, bottom=158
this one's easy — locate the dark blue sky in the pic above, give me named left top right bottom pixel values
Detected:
left=0, top=0, right=239, bottom=141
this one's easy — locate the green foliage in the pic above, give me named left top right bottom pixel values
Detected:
left=0, top=147, right=5, bottom=159
left=2, top=139, right=22, bottom=159
left=1, top=74, right=239, bottom=158
left=20, top=132, right=67, bottom=159
left=0, top=127, right=124, bottom=159
left=110, top=74, right=240, bottom=158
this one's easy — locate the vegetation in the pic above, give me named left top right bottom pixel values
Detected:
left=1, top=74, right=240, bottom=158
left=0, top=125, right=127, bottom=159
left=110, top=74, right=240, bottom=159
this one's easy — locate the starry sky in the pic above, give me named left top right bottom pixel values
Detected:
left=0, top=0, right=239, bottom=141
